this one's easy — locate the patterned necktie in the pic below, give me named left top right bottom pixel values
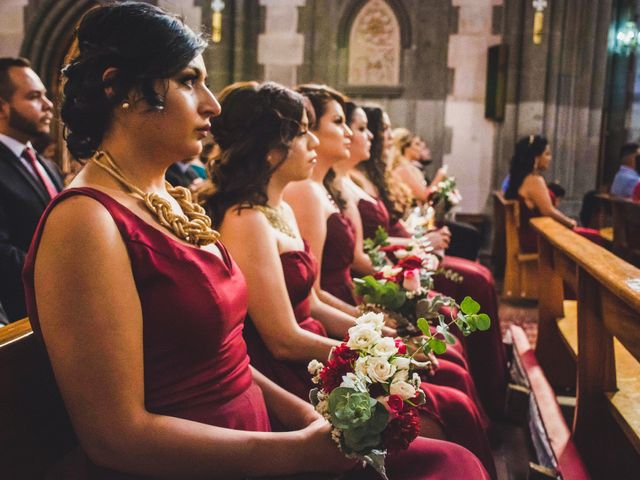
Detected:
left=22, top=146, right=58, bottom=199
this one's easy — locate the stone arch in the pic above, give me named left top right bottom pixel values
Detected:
left=20, top=0, right=98, bottom=170
left=21, top=0, right=99, bottom=92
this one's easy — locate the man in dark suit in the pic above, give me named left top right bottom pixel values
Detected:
left=0, top=57, right=62, bottom=323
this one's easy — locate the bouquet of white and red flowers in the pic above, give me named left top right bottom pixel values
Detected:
left=308, top=312, right=430, bottom=479
left=353, top=254, right=490, bottom=350
left=430, top=176, right=462, bottom=223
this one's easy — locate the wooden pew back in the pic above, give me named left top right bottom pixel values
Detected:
left=493, top=191, right=538, bottom=299
left=532, top=217, right=640, bottom=478
left=0, top=319, right=77, bottom=478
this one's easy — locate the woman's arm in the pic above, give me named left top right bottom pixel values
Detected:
left=526, top=176, right=577, bottom=228
left=251, top=367, right=320, bottom=430
left=221, top=208, right=339, bottom=362
left=285, top=181, right=360, bottom=316
left=307, top=289, right=355, bottom=339
left=393, top=163, right=429, bottom=202
left=34, top=196, right=349, bottom=478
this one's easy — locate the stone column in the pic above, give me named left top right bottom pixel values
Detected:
left=444, top=0, right=503, bottom=213
left=0, top=0, right=29, bottom=57
left=258, top=0, right=306, bottom=87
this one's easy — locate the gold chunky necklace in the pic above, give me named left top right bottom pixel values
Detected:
left=92, top=151, right=220, bottom=247
left=254, top=204, right=297, bottom=238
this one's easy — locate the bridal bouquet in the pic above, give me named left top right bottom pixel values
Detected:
left=431, top=176, right=462, bottom=211
left=353, top=254, right=490, bottom=346
left=308, top=312, right=430, bottom=479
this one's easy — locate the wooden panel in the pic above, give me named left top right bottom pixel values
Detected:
left=531, top=217, right=640, bottom=313
left=0, top=319, right=77, bottom=477
left=607, top=339, right=640, bottom=453
left=601, top=289, right=640, bottom=362
left=552, top=249, right=577, bottom=291
left=557, top=300, right=578, bottom=357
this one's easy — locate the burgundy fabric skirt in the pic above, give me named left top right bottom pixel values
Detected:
left=434, top=256, right=508, bottom=418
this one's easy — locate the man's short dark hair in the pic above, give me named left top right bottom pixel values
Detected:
left=619, top=142, right=639, bottom=160
left=0, top=57, right=31, bottom=101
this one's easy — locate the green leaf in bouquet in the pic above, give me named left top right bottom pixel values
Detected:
left=329, top=387, right=378, bottom=430
left=444, top=331, right=457, bottom=345
left=416, top=317, right=431, bottom=337
left=340, top=402, right=389, bottom=454
left=373, top=226, right=389, bottom=246
left=428, top=337, right=447, bottom=355
left=476, top=313, right=491, bottom=331
left=460, top=296, right=480, bottom=315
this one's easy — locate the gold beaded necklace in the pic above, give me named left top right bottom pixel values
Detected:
left=92, top=151, right=220, bottom=247
left=254, top=204, right=297, bottom=238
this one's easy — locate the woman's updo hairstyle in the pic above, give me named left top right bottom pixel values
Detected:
left=295, top=84, right=346, bottom=130
left=505, top=134, right=549, bottom=199
left=206, top=81, right=306, bottom=226
left=61, top=1, right=206, bottom=159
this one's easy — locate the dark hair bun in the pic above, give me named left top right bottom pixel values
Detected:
left=61, top=2, right=206, bottom=158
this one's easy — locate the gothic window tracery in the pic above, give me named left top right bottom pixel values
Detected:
left=348, top=0, right=401, bottom=86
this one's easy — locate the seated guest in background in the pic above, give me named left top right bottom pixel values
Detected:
left=207, top=80, right=494, bottom=479
left=165, top=158, right=202, bottom=189
left=547, top=181, right=565, bottom=206
left=22, top=4, right=365, bottom=478
left=0, top=56, right=62, bottom=323
left=505, top=135, right=606, bottom=251
left=610, top=142, right=640, bottom=198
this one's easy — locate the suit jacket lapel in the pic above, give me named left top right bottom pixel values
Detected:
left=38, top=154, right=64, bottom=191
left=0, top=142, right=50, bottom=205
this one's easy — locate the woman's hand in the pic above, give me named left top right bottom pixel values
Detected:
left=425, top=227, right=451, bottom=250
left=301, top=418, right=359, bottom=474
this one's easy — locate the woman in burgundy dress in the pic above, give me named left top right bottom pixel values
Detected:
left=505, top=135, right=604, bottom=252
left=206, top=82, right=495, bottom=478
left=21, top=4, right=364, bottom=478
left=353, top=106, right=508, bottom=419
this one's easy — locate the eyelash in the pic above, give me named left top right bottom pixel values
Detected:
left=180, top=75, right=199, bottom=87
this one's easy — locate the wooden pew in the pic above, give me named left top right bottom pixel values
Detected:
left=531, top=217, right=640, bottom=478
left=608, top=195, right=640, bottom=267
left=0, top=319, right=77, bottom=478
left=492, top=191, right=538, bottom=300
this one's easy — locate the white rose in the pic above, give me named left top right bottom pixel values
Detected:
left=307, top=359, right=324, bottom=375
left=356, top=312, right=385, bottom=331
left=393, top=356, right=411, bottom=371
left=390, top=380, right=417, bottom=400
left=411, top=372, right=423, bottom=388
left=394, top=248, right=409, bottom=259
left=365, top=356, right=397, bottom=383
left=371, top=337, right=399, bottom=358
left=354, top=356, right=369, bottom=378
left=392, top=368, right=409, bottom=383
left=347, top=324, right=381, bottom=351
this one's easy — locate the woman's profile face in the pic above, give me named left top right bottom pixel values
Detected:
left=536, top=144, right=552, bottom=171
left=273, top=109, right=319, bottom=183
left=133, top=54, right=220, bottom=161
left=405, top=136, right=421, bottom=161
left=314, top=100, right=352, bottom=163
left=381, top=112, right=393, bottom=152
left=347, top=107, right=372, bottom=165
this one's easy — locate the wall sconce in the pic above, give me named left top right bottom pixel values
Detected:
left=532, top=0, right=548, bottom=45
left=211, top=0, right=225, bottom=43
left=615, top=20, right=640, bottom=56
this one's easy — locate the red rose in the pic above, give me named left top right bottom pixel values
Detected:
left=380, top=245, right=405, bottom=252
left=382, top=404, right=421, bottom=454
left=396, top=256, right=423, bottom=271
left=386, top=394, right=404, bottom=416
left=394, top=338, right=407, bottom=355
left=320, top=344, right=359, bottom=393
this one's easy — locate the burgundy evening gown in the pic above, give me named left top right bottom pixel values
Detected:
left=321, top=212, right=357, bottom=305
left=22, top=188, right=270, bottom=479
left=246, top=241, right=496, bottom=477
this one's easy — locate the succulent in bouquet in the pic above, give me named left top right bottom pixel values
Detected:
left=308, top=312, right=431, bottom=480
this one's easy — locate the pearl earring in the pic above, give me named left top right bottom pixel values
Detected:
left=121, top=101, right=130, bottom=110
